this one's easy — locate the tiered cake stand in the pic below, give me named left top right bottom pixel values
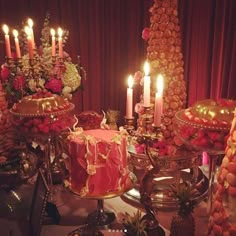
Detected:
left=174, top=109, right=227, bottom=211
left=10, top=101, right=75, bottom=193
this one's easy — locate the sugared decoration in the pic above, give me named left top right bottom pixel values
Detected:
left=208, top=110, right=236, bottom=235
left=66, top=128, right=134, bottom=198
left=143, top=0, right=186, bottom=140
left=174, top=99, right=236, bottom=151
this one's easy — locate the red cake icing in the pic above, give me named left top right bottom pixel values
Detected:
left=67, top=129, right=133, bottom=198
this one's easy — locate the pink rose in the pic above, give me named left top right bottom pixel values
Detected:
left=13, top=76, right=25, bottom=90
left=142, top=27, right=150, bottom=41
left=0, top=65, right=10, bottom=82
left=45, top=77, right=62, bottom=93
left=135, top=103, right=144, bottom=114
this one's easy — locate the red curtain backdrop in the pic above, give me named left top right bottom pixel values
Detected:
left=0, top=0, right=235, bottom=117
left=179, top=0, right=236, bottom=105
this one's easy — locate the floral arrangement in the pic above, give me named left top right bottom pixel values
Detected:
left=134, top=138, right=178, bottom=157
left=0, top=14, right=84, bottom=107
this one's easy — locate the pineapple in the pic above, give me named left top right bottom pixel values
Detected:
left=170, top=182, right=195, bottom=236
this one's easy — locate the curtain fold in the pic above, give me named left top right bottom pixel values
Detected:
left=180, top=0, right=236, bottom=106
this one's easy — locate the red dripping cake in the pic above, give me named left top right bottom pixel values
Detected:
left=66, top=129, right=134, bottom=198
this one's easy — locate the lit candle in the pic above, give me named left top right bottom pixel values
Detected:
left=25, top=26, right=33, bottom=60
left=143, top=61, right=150, bottom=107
left=58, top=27, right=63, bottom=58
left=2, top=24, right=12, bottom=58
left=12, top=29, right=21, bottom=58
left=154, top=74, right=164, bottom=127
left=126, top=75, right=134, bottom=119
left=28, top=18, right=35, bottom=49
left=50, top=28, right=56, bottom=57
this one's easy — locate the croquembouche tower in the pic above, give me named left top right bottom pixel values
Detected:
left=141, top=0, right=186, bottom=141
left=208, top=110, right=236, bottom=235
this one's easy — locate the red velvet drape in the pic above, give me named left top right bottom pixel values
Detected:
left=179, top=0, right=236, bottom=106
left=0, top=0, right=235, bottom=118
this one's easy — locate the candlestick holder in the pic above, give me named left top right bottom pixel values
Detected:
left=29, top=58, right=36, bottom=67
left=14, top=58, right=22, bottom=68
left=52, top=56, right=57, bottom=65
left=152, top=124, right=162, bottom=138
left=136, top=130, right=166, bottom=235
left=141, top=105, right=154, bottom=135
left=124, top=116, right=135, bottom=131
left=5, top=57, right=14, bottom=68
left=58, top=57, right=64, bottom=64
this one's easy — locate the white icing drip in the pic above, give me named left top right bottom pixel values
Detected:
left=72, top=115, right=78, bottom=131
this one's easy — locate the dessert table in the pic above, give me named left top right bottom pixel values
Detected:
left=0, top=171, right=210, bottom=236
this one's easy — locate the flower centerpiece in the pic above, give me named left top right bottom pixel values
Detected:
left=0, top=13, right=85, bottom=107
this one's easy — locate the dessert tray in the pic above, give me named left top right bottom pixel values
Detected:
left=174, top=109, right=229, bottom=153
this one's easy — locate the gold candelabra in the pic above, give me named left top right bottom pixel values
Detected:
left=124, top=105, right=165, bottom=235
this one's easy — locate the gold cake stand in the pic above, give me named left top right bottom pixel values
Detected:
left=174, top=109, right=227, bottom=212
left=10, top=101, right=75, bottom=206
left=65, top=171, right=137, bottom=235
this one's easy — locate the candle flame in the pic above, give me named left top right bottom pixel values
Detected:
left=57, top=27, right=63, bottom=37
left=28, top=18, right=34, bottom=28
left=12, top=29, right=18, bottom=38
left=157, top=74, right=164, bottom=95
left=144, top=61, right=150, bottom=76
left=128, top=75, right=133, bottom=88
left=2, top=24, right=9, bottom=34
left=50, top=28, right=55, bottom=36
left=24, top=26, right=31, bottom=36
